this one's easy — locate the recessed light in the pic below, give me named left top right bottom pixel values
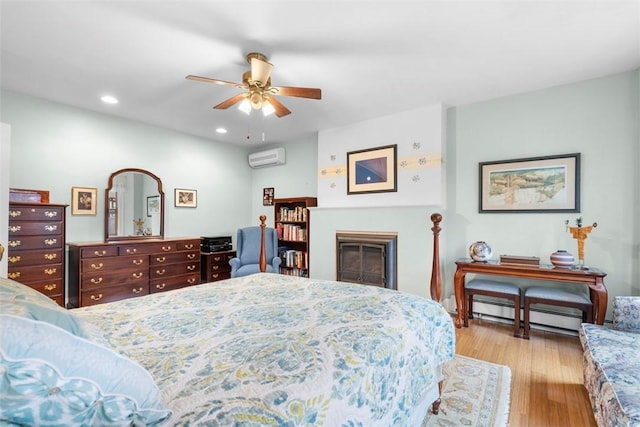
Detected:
left=216, top=127, right=228, bottom=134
left=101, top=95, right=119, bottom=104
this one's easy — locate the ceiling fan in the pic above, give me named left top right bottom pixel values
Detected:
left=186, top=52, right=322, bottom=118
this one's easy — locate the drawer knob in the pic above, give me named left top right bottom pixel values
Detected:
left=9, top=210, right=21, bottom=218
left=9, top=240, right=21, bottom=248
left=44, top=225, right=58, bottom=232
left=161, top=246, right=172, bottom=252
left=132, top=272, right=144, bottom=279
left=187, top=253, right=196, bottom=260
left=45, top=211, right=58, bottom=218
left=185, top=244, right=194, bottom=249
left=156, top=283, right=166, bottom=290
left=155, top=269, right=166, bottom=276
left=155, top=256, right=166, bottom=263
left=44, top=268, right=56, bottom=275
left=44, top=239, right=57, bottom=246
left=8, top=225, right=21, bottom=233
left=44, top=253, right=57, bottom=261
left=132, top=287, right=143, bottom=294
left=212, top=265, right=220, bottom=271
left=133, top=259, right=144, bottom=266
left=90, top=277, right=103, bottom=284
left=8, top=256, right=21, bottom=264
left=93, top=250, right=107, bottom=257
left=90, top=263, right=104, bottom=270
left=187, top=278, right=197, bottom=284
left=187, top=265, right=196, bottom=271
left=8, top=272, right=20, bottom=279
left=90, top=294, right=103, bottom=301
left=44, top=284, right=57, bottom=291
left=126, top=248, right=137, bottom=254
left=213, top=256, right=222, bottom=262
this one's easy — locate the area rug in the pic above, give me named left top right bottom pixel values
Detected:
left=422, top=355, right=511, bottom=427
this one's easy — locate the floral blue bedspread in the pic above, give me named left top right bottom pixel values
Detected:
left=75, top=273, right=455, bottom=426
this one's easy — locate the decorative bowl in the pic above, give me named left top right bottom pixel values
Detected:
left=550, top=250, right=575, bottom=268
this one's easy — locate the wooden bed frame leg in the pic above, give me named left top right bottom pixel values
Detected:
left=431, top=380, right=444, bottom=414
left=430, top=213, right=442, bottom=302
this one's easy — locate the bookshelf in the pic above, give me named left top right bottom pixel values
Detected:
left=274, top=197, right=317, bottom=277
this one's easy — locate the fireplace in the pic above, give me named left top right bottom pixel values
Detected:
left=336, top=231, right=397, bottom=290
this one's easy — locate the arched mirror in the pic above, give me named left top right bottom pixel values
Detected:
left=104, top=168, right=164, bottom=241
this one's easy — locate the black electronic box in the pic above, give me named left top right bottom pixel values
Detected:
left=201, top=236, right=232, bottom=253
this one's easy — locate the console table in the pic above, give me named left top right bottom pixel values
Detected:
left=453, top=258, right=607, bottom=328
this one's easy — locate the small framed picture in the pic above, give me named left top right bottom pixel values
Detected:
left=175, top=188, right=197, bottom=208
left=147, top=195, right=160, bottom=217
left=263, top=187, right=274, bottom=206
left=71, top=186, right=97, bottom=215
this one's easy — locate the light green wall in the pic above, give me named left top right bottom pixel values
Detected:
left=0, top=90, right=253, bottom=243
left=447, top=70, right=639, bottom=318
left=249, top=137, right=318, bottom=227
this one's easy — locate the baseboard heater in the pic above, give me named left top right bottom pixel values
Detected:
left=443, top=296, right=607, bottom=336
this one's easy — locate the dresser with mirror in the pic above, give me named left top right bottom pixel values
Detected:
left=67, top=168, right=201, bottom=307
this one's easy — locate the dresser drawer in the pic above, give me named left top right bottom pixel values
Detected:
left=8, top=264, right=63, bottom=283
left=175, top=239, right=200, bottom=251
left=207, top=271, right=231, bottom=282
left=118, top=242, right=179, bottom=256
left=6, top=248, right=63, bottom=267
left=21, top=279, right=63, bottom=298
left=80, top=255, right=147, bottom=273
left=150, top=261, right=200, bottom=279
left=9, top=205, right=64, bottom=221
left=81, top=269, right=147, bottom=290
left=81, top=283, right=149, bottom=306
left=79, top=245, right=119, bottom=258
left=150, top=273, right=200, bottom=293
left=8, top=235, right=63, bottom=251
left=8, top=221, right=64, bottom=236
left=150, top=250, right=199, bottom=265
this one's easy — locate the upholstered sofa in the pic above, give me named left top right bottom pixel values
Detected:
left=579, top=296, right=640, bottom=427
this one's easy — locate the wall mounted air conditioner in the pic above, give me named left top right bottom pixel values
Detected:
left=248, top=147, right=286, bottom=168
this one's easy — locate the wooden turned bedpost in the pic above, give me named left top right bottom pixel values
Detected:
left=259, top=215, right=267, bottom=273
left=430, top=213, right=442, bottom=302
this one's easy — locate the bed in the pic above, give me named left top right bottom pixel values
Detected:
left=0, top=214, right=454, bottom=426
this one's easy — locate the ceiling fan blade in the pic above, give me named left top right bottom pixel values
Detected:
left=250, top=57, right=273, bottom=85
left=267, top=96, right=291, bottom=117
left=213, top=93, right=247, bottom=110
left=186, top=75, right=243, bottom=88
left=271, top=86, right=321, bottom=100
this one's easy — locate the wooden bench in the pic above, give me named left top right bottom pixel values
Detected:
left=464, top=279, right=521, bottom=337
left=523, top=286, right=593, bottom=339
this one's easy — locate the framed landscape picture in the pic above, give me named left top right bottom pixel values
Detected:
left=479, top=153, right=580, bottom=213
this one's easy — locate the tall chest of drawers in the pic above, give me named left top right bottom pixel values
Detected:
left=67, top=237, right=200, bottom=307
left=7, top=202, right=67, bottom=307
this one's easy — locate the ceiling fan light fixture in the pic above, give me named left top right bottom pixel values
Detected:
left=238, top=99, right=252, bottom=115
left=250, top=92, right=263, bottom=109
left=262, top=101, right=275, bottom=117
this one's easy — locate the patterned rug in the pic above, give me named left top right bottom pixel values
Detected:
left=422, top=355, right=511, bottom=427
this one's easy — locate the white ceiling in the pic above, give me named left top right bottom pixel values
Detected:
left=1, top=1, right=639, bottom=146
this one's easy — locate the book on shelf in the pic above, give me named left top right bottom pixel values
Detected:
left=499, top=255, right=540, bottom=266
left=277, top=206, right=307, bottom=222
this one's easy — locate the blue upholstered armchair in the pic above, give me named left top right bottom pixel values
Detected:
left=229, top=217, right=281, bottom=278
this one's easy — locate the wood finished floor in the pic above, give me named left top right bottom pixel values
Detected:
left=455, top=318, right=597, bottom=427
